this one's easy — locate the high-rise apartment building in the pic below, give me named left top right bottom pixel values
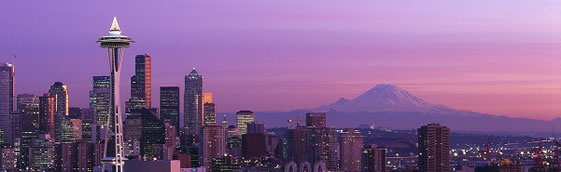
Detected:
left=184, top=69, right=203, bottom=143
left=236, top=110, right=254, bottom=135
left=0, top=63, right=15, bottom=145
left=418, top=123, right=450, bottom=172
left=160, top=87, right=180, bottom=130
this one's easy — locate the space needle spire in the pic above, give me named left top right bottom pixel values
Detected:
left=97, top=17, right=133, bottom=172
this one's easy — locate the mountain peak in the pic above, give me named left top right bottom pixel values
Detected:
left=316, top=84, right=454, bottom=113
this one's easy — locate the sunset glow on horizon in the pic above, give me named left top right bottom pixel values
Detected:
left=1, top=0, right=560, bottom=120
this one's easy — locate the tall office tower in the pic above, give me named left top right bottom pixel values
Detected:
left=125, top=54, right=152, bottom=118
left=0, top=63, right=15, bottom=145
left=287, top=113, right=339, bottom=171
left=131, top=54, right=151, bottom=107
left=203, top=92, right=216, bottom=125
left=247, top=122, right=266, bottom=134
left=49, top=82, right=70, bottom=143
left=90, top=76, right=111, bottom=128
left=39, top=94, right=55, bottom=137
left=236, top=110, right=254, bottom=135
left=203, top=103, right=216, bottom=125
left=140, top=108, right=165, bottom=159
left=201, top=124, right=225, bottom=169
left=29, top=134, right=55, bottom=171
left=184, top=68, right=203, bottom=144
left=418, top=123, right=450, bottom=172
left=306, top=112, right=326, bottom=128
left=160, top=87, right=180, bottom=130
left=49, top=82, right=69, bottom=116
left=16, top=94, right=37, bottom=112
left=97, top=17, right=134, bottom=171
left=19, top=103, right=39, bottom=169
left=340, top=129, right=364, bottom=172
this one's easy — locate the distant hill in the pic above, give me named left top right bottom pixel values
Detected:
left=254, top=84, right=558, bottom=134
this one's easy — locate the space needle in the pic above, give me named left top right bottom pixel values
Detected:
left=97, top=17, right=133, bottom=172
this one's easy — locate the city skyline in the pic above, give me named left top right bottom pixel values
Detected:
left=1, top=0, right=560, bottom=120
left=2, top=2, right=560, bottom=171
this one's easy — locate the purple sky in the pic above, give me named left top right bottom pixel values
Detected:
left=1, top=0, right=560, bottom=119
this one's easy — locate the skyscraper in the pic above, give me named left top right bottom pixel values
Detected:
left=132, top=54, right=151, bottom=107
left=340, top=128, right=363, bottom=172
left=90, top=76, right=111, bottom=128
left=49, top=82, right=70, bottom=143
left=49, top=82, right=69, bottom=116
left=0, top=63, right=15, bottom=145
left=19, top=103, right=39, bottom=169
left=184, top=68, right=203, bottom=143
left=140, top=108, right=165, bottom=159
left=126, top=54, right=152, bottom=118
left=361, top=145, right=386, bottom=172
left=97, top=17, right=134, bottom=172
left=39, top=94, right=55, bottom=137
left=236, top=110, right=254, bottom=135
left=203, top=92, right=216, bottom=125
left=201, top=124, right=225, bottom=169
left=418, top=123, right=450, bottom=172
left=286, top=112, right=339, bottom=171
left=160, top=87, right=180, bottom=130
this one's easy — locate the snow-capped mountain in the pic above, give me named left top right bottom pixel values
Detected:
left=252, top=84, right=557, bottom=134
left=315, top=84, right=455, bottom=113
